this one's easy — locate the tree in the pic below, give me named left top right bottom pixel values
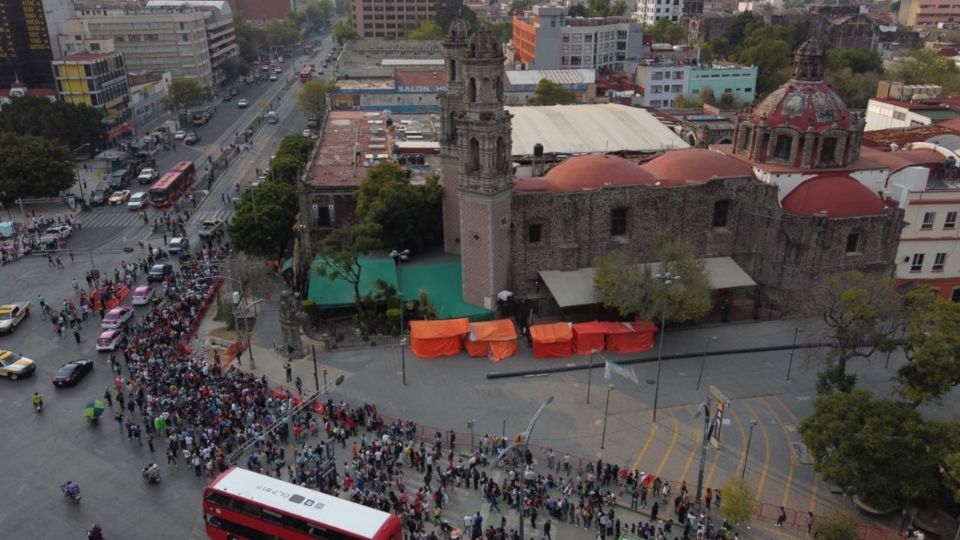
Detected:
left=305, top=0, right=334, bottom=30
left=723, top=11, right=758, bottom=49
left=276, top=135, right=315, bottom=164
left=227, top=181, right=298, bottom=256
left=527, top=79, right=574, bottom=105
left=810, top=271, right=899, bottom=392
left=233, top=16, right=264, bottom=63
left=434, top=0, right=477, bottom=32
left=166, top=79, right=204, bottom=117
left=582, top=0, right=628, bottom=16
left=593, top=234, right=712, bottom=323
left=0, top=133, right=75, bottom=198
left=263, top=20, right=300, bottom=49
left=315, top=221, right=383, bottom=325
left=895, top=287, right=960, bottom=406
left=0, top=96, right=107, bottom=152
left=610, top=0, right=629, bottom=15
left=568, top=3, right=588, bottom=16
left=355, top=162, right=444, bottom=252
left=268, top=154, right=304, bottom=184
left=799, top=391, right=940, bottom=509
left=510, top=0, right=534, bottom=11
left=484, top=21, right=513, bottom=44
left=648, top=19, right=685, bottom=43
left=298, top=80, right=332, bottom=121
left=893, top=48, right=960, bottom=93
left=825, top=67, right=880, bottom=109
left=813, top=511, right=859, bottom=540
left=738, top=39, right=792, bottom=94
left=219, top=56, right=250, bottom=84
left=333, top=20, right=357, bottom=45
left=408, top=20, right=444, bottom=40
left=717, top=478, right=754, bottom=527
left=827, top=48, right=883, bottom=75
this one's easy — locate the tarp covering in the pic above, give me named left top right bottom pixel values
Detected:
left=572, top=321, right=607, bottom=356
left=464, top=319, right=518, bottom=362
left=529, top=322, right=574, bottom=358
left=409, top=318, right=470, bottom=359
left=606, top=321, right=659, bottom=353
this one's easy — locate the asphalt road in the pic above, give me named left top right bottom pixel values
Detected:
left=0, top=34, right=338, bottom=540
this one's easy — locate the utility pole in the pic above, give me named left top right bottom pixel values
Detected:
left=311, top=344, right=320, bottom=391
left=786, top=327, right=802, bottom=381
left=694, top=396, right=712, bottom=512
left=601, top=385, right=614, bottom=449
left=653, top=272, right=680, bottom=423
left=587, top=349, right=595, bottom=404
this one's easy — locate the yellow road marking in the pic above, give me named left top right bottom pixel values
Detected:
left=632, top=422, right=658, bottom=473
left=729, top=405, right=749, bottom=477
left=704, top=436, right=722, bottom=490
left=760, top=396, right=796, bottom=509
left=809, top=475, right=820, bottom=514
left=654, top=410, right=680, bottom=478
left=740, top=401, right=771, bottom=500
left=679, top=410, right=700, bottom=484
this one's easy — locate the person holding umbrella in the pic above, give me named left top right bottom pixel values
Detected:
left=84, top=399, right=105, bottom=424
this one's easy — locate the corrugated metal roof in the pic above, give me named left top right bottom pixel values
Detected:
left=505, top=69, right=596, bottom=86
left=506, top=103, right=689, bottom=157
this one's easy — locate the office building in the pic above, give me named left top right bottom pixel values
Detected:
left=0, top=0, right=55, bottom=87
left=52, top=50, right=130, bottom=124
left=898, top=0, right=960, bottom=27
left=687, top=63, right=758, bottom=105
left=351, top=0, right=435, bottom=39
left=636, top=0, right=684, bottom=25
left=145, top=1, right=239, bottom=87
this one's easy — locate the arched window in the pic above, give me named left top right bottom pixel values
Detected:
left=774, top=134, right=792, bottom=160
left=468, top=138, right=481, bottom=172
left=495, top=136, right=506, bottom=172
left=449, top=111, right=457, bottom=143
left=468, top=78, right=477, bottom=103
left=818, top=137, right=838, bottom=167
left=449, top=59, right=457, bottom=81
left=495, top=75, right=502, bottom=102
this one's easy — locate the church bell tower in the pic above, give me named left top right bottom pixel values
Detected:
left=439, top=18, right=470, bottom=254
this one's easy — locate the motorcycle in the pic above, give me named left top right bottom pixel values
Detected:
left=33, top=395, right=43, bottom=414
left=142, top=463, right=161, bottom=484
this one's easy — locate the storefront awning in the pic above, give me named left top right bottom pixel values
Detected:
left=539, top=256, right=756, bottom=308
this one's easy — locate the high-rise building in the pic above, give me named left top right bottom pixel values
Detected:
left=351, top=0, right=435, bottom=39
left=52, top=50, right=130, bottom=124
left=0, top=0, right=55, bottom=87
left=145, top=1, right=239, bottom=87
left=636, top=0, right=684, bottom=25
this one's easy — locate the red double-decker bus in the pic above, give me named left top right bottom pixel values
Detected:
left=203, top=467, right=402, bottom=540
left=299, top=65, right=313, bottom=83
left=149, top=160, right=196, bottom=207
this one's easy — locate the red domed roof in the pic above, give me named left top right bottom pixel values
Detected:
left=750, top=81, right=854, bottom=132
left=781, top=175, right=885, bottom=217
left=542, top=154, right=657, bottom=192
left=641, top=149, right=754, bottom=185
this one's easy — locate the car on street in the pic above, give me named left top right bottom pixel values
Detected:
left=173, top=130, right=186, bottom=140
left=101, top=306, right=134, bottom=329
left=108, top=189, right=131, bottom=205
left=147, top=263, right=173, bottom=282
left=306, top=116, right=318, bottom=128
left=131, top=285, right=154, bottom=306
left=52, top=359, right=93, bottom=387
left=89, top=186, right=110, bottom=206
left=127, top=192, right=148, bottom=210
left=39, top=225, right=72, bottom=245
left=167, top=236, right=189, bottom=253
left=96, top=329, right=127, bottom=352
left=237, top=98, right=249, bottom=108
left=302, top=129, right=313, bottom=137
left=137, top=168, right=159, bottom=185
left=0, top=302, right=29, bottom=334
left=184, top=132, right=200, bottom=145
left=269, top=73, right=278, bottom=81
left=197, top=219, right=224, bottom=238
left=0, top=350, right=35, bottom=379
left=223, top=94, right=233, bottom=102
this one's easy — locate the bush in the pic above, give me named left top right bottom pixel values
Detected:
left=718, top=477, right=755, bottom=527
left=813, top=510, right=858, bottom=540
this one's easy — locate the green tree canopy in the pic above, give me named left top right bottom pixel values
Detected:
left=0, top=133, right=75, bottom=198
left=407, top=20, right=444, bottom=40
left=228, top=181, right=298, bottom=256
left=718, top=478, right=755, bottom=526
left=647, top=19, right=685, bottom=43
left=0, top=96, right=106, bottom=152
left=315, top=220, right=383, bottom=324
left=233, top=16, right=264, bottom=63
left=484, top=21, right=513, bottom=44
left=355, top=162, right=444, bottom=252
left=276, top=135, right=315, bottom=164
left=813, top=511, right=859, bottom=540
left=527, top=79, right=574, bottom=105
left=305, top=0, right=334, bottom=30
left=893, top=48, right=960, bottom=93
left=219, top=56, right=250, bottom=84
left=895, top=287, right=960, bottom=406
left=268, top=154, right=304, bottom=184
left=798, top=390, right=939, bottom=509
left=434, top=0, right=477, bottom=31
left=582, top=0, right=628, bottom=17
left=827, top=48, right=884, bottom=74
left=738, top=38, right=792, bottom=94
left=166, top=79, right=205, bottom=113
left=510, top=0, right=534, bottom=11
left=568, top=3, right=588, bottom=16
left=593, top=234, right=711, bottom=323
left=333, top=20, right=358, bottom=45
left=298, top=80, right=332, bottom=121
left=263, top=20, right=301, bottom=48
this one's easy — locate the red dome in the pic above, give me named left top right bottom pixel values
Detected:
left=781, top=175, right=885, bottom=217
left=641, top=149, right=754, bottom=185
left=542, top=154, right=657, bottom=192
left=750, top=81, right=854, bottom=132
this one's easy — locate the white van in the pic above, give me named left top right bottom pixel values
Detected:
left=267, top=111, right=279, bottom=124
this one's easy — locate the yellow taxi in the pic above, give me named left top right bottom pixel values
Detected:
left=0, top=302, right=29, bottom=334
left=0, top=350, right=36, bottom=380
left=108, top=189, right=131, bottom=205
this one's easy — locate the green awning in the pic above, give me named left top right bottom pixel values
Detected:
left=398, top=255, right=491, bottom=321
left=308, top=255, right=399, bottom=308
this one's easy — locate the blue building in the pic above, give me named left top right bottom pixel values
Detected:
left=687, top=63, right=758, bottom=104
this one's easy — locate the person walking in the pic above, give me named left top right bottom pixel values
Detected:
left=776, top=506, right=787, bottom=527
left=103, top=387, right=113, bottom=407
left=295, top=376, right=303, bottom=396
left=284, top=361, right=292, bottom=382
left=543, top=520, right=552, bottom=540
left=73, top=328, right=81, bottom=343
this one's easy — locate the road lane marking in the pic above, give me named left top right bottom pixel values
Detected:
left=679, top=407, right=699, bottom=484
left=740, top=400, right=771, bottom=500
left=729, top=404, right=749, bottom=479
left=654, top=410, right=680, bottom=479
left=632, top=421, right=658, bottom=473
left=760, top=396, right=796, bottom=509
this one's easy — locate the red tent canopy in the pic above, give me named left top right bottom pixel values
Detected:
left=572, top=321, right=606, bottom=355
left=409, top=318, right=470, bottom=358
left=530, top=322, right=574, bottom=358
left=606, top=320, right=658, bottom=353
left=464, top=319, right=518, bottom=362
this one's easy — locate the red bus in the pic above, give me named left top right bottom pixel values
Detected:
left=299, top=66, right=313, bottom=83
left=203, top=467, right=403, bottom=540
left=149, top=160, right=196, bottom=207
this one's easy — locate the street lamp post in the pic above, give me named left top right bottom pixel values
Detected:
left=652, top=272, right=680, bottom=423
left=586, top=348, right=596, bottom=404
left=515, top=396, right=554, bottom=540
left=196, top=275, right=254, bottom=369
left=741, top=419, right=758, bottom=481
left=786, top=327, right=803, bottom=381
left=694, top=397, right=712, bottom=512
left=390, top=249, right=409, bottom=386
left=696, top=336, right=718, bottom=391
left=601, top=384, right=614, bottom=449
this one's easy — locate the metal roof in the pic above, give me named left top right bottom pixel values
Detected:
left=506, top=103, right=689, bottom=157
left=504, top=69, right=596, bottom=87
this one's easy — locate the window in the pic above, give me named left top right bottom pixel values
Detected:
left=910, top=253, right=925, bottom=272
left=845, top=232, right=860, bottom=254
left=952, top=288, right=960, bottom=303
left=496, top=136, right=506, bottom=172
left=528, top=223, right=542, bottom=243
left=468, top=77, right=476, bottom=102
left=740, top=127, right=752, bottom=151
left=934, top=253, right=947, bottom=272
left=773, top=134, right=792, bottom=160
left=712, top=200, right=730, bottom=228
left=945, top=211, right=957, bottom=229
left=893, top=110, right=907, bottom=121
left=448, top=59, right=456, bottom=81
left=468, top=138, right=480, bottom=172
left=610, top=208, right=627, bottom=236
left=652, top=85, right=663, bottom=93
left=921, top=211, right=936, bottom=230
left=819, top=137, right=838, bottom=167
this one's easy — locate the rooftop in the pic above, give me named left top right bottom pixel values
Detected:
left=58, top=52, right=114, bottom=62
left=333, top=78, right=395, bottom=92
left=340, top=39, right=442, bottom=79
left=394, top=70, right=445, bottom=88
left=506, top=103, right=688, bottom=158
left=504, top=69, right=596, bottom=87
left=861, top=123, right=960, bottom=149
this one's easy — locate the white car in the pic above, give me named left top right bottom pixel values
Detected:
left=101, top=306, right=134, bottom=329
left=167, top=236, right=189, bottom=253
left=237, top=98, right=249, bottom=108
left=137, top=168, right=158, bottom=185
left=302, top=129, right=312, bottom=137
left=96, top=329, right=127, bottom=352
left=39, top=225, right=72, bottom=244
left=269, top=73, right=278, bottom=81
left=127, top=191, right=148, bottom=210
left=173, top=130, right=186, bottom=140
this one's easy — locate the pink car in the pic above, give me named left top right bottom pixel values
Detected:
left=100, top=306, right=134, bottom=329
left=131, top=285, right=153, bottom=306
left=96, top=329, right=127, bottom=352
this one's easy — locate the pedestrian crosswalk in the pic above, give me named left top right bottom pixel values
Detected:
left=78, top=209, right=146, bottom=229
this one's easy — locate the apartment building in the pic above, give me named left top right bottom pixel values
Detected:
left=146, top=1, right=239, bottom=86
left=635, top=61, right=688, bottom=107
left=892, top=177, right=960, bottom=301
left=637, top=0, right=685, bottom=25
left=512, top=5, right=644, bottom=72
left=898, top=0, right=960, bottom=27
left=687, top=62, right=758, bottom=104
left=63, top=6, right=214, bottom=87
left=52, top=50, right=130, bottom=123
left=351, top=0, right=435, bottom=39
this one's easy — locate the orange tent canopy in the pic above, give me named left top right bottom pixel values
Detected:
left=530, top=322, right=574, bottom=358
left=573, top=321, right=606, bottom=355
left=606, top=320, right=659, bottom=353
left=464, top=319, right=518, bottom=362
left=409, top=318, right=471, bottom=358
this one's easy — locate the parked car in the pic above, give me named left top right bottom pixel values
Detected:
left=96, top=329, right=127, bottom=352
left=52, top=358, right=93, bottom=387
left=127, top=192, right=148, bottom=210
left=269, top=73, right=278, bottom=81
left=302, top=129, right=313, bottom=137
left=147, top=263, right=173, bottom=282
left=173, top=130, right=186, bottom=140
left=101, top=306, right=134, bottom=329
left=39, top=225, right=72, bottom=245
left=223, top=94, right=233, bottom=102
left=137, top=168, right=159, bottom=185
left=0, top=350, right=35, bottom=379
left=90, top=185, right=111, bottom=206
left=108, top=189, right=131, bottom=205
left=184, top=132, right=200, bottom=145
left=0, top=302, right=30, bottom=334
left=131, top=285, right=154, bottom=306
left=237, top=98, right=249, bottom=108
left=167, top=236, right=189, bottom=253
